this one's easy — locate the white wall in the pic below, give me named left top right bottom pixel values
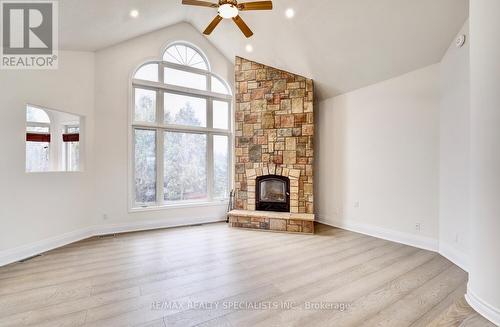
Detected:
left=466, top=0, right=500, bottom=324
left=0, top=51, right=95, bottom=251
left=316, top=64, right=440, bottom=250
left=439, top=21, right=470, bottom=269
left=93, top=22, right=234, bottom=228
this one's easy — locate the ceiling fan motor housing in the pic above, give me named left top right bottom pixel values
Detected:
left=219, top=0, right=238, bottom=6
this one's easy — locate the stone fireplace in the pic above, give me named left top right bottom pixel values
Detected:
left=228, top=57, right=315, bottom=234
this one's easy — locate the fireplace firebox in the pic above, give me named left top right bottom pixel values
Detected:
left=256, top=175, right=290, bottom=212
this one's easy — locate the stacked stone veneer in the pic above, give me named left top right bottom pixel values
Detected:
left=229, top=212, right=314, bottom=234
left=234, top=57, right=314, bottom=214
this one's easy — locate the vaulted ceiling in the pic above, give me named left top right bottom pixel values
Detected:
left=59, top=0, right=468, bottom=99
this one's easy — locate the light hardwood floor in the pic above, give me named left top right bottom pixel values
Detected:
left=0, top=222, right=494, bottom=327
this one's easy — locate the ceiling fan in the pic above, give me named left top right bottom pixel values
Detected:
left=182, top=0, right=273, bottom=38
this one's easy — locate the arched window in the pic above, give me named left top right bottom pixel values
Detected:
left=163, top=43, right=209, bottom=71
left=131, top=42, right=232, bottom=208
left=26, top=106, right=51, bottom=172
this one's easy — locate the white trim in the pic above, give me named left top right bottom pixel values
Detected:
left=132, top=79, right=232, bottom=101
left=93, top=216, right=225, bottom=236
left=316, top=216, right=439, bottom=252
left=438, top=241, right=469, bottom=272
left=466, top=286, right=500, bottom=326
left=129, top=200, right=228, bottom=213
left=316, top=216, right=471, bottom=274
left=0, top=216, right=227, bottom=267
left=0, top=227, right=94, bottom=267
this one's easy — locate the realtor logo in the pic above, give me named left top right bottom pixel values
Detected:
left=1, top=0, right=58, bottom=69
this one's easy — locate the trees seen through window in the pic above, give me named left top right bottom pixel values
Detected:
left=131, top=42, right=231, bottom=207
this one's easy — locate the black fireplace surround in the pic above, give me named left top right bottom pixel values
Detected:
left=256, top=175, right=290, bottom=212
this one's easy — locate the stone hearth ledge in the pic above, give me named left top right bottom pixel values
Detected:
left=228, top=210, right=315, bottom=234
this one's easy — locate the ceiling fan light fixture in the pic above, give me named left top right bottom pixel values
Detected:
left=218, top=3, right=238, bottom=19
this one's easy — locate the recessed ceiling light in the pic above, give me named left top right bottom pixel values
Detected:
left=245, top=44, right=253, bottom=53
left=130, top=9, right=139, bottom=18
left=285, top=8, right=295, bottom=19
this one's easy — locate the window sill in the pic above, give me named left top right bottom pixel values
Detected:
left=129, top=200, right=229, bottom=213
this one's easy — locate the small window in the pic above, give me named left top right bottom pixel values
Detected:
left=26, top=105, right=83, bottom=172
left=163, top=43, right=209, bottom=70
left=64, top=126, right=80, bottom=171
left=134, top=63, right=158, bottom=82
left=211, top=76, right=230, bottom=95
left=213, top=135, right=229, bottom=199
left=134, top=88, right=157, bottom=123
left=213, top=100, right=229, bottom=130
left=134, top=129, right=157, bottom=205
left=164, top=67, right=207, bottom=90
left=164, top=132, right=207, bottom=202
left=164, top=93, right=207, bottom=127
left=27, top=106, right=50, bottom=124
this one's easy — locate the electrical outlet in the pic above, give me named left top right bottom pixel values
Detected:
left=102, top=214, right=108, bottom=220
left=415, top=223, right=421, bottom=232
left=354, top=201, right=360, bottom=208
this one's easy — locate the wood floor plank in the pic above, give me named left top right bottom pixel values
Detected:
left=204, top=244, right=416, bottom=327
left=358, top=265, right=467, bottom=327
left=309, top=255, right=453, bottom=327
left=410, top=284, right=467, bottom=327
left=424, top=295, right=496, bottom=327
left=0, top=222, right=492, bottom=327
left=0, top=228, right=369, bottom=323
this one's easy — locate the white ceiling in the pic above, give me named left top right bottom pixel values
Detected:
left=59, top=0, right=468, bottom=99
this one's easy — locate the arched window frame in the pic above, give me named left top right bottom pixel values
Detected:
left=130, top=42, right=233, bottom=209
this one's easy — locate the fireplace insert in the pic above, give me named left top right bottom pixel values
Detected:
left=256, top=175, right=290, bottom=212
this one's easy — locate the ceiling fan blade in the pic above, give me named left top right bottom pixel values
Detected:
left=238, top=1, right=273, bottom=11
left=181, top=0, right=218, bottom=8
left=203, top=15, right=223, bottom=35
left=232, top=15, right=254, bottom=38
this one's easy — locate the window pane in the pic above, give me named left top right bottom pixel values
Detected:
left=26, top=106, right=50, bottom=123
left=26, top=126, right=49, bottom=133
left=134, top=129, right=156, bottom=204
left=164, top=93, right=207, bottom=127
left=67, top=126, right=79, bottom=134
left=134, top=63, right=158, bottom=82
left=213, top=100, right=229, bottom=129
left=134, top=88, right=156, bottom=122
left=26, top=142, right=50, bottom=172
left=163, top=44, right=208, bottom=70
left=211, top=76, right=229, bottom=94
left=164, top=132, right=207, bottom=201
left=164, top=67, right=207, bottom=90
left=214, top=135, right=229, bottom=199
left=67, top=142, right=80, bottom=171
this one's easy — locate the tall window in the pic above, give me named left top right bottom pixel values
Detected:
left=132, top=42, right=232, bottom=208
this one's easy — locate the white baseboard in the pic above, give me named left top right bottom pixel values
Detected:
left=0, top=217, right=226, bottom=267
left=0, top=227, right=94, bottom=267
left=316, top=216, right=439, bottom=252
left=316, top=216, right=471, bottom=275
left=93, top=216, right=225, bottom=236
left=438, top=241, right=469, bottom=272
left=466, top=286, right=500, bottom=326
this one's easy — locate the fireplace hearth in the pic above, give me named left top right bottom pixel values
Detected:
left=256, top=175, right=290, bottom=212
